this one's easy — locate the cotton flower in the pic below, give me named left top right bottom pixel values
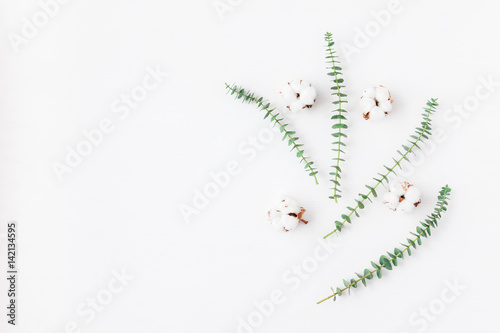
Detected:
left=266, top=197, right=308, bottom=231
left=279, top=80, right=317, bottom=113
left=382, top=179, right=422, bottom=213
left=361, top=85, right=393, bottom=120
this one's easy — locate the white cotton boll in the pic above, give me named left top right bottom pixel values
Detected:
left=389, top=180, right=407, bottom=197
left=379, top=100, right=393, bottom=112
left=360, top=97, right=375, bottom=111
left=289, top=100, right=304, bottom=113
left=362, top=87, right=376, bottom=98
left=281, top=215, right=299, bottom=231
left=289, top=80, right=303, bottom=92
left=280, top=86, right=297, bottom=112
left=392, top=179, right=411, bottom=197
left=375, top=86, right=390, bottom=102
left=397, top=200, right=415, bottom=213
left=298, top=80, right=312, bottom=92
left=360, top=86, right=393, bottom=120
left=383, top=192, right=399, bottom=211
left=270, top=217, right=284, bottom=231
left=280, top=80, right=317, bottom=112
left=405, top=186, right=421, bottom=203
left=369, top=107, right=386, bottom=120
left=267, top=209, right=283, bottom=231
left=279, top=197, right=301, bottom=213
left=384, top=179, right=422, bottom=213
left=281, top=85, right=295, bottom=96
left=280, top=85, right=296, bottom=101
left=267, top=209, right=279, bottom=220
left=300, top=86, right=317, bottom=106
left=266, top=197, right=307, bottom=232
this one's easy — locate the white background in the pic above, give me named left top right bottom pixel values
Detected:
left=1, top=0, right=500, bottom=332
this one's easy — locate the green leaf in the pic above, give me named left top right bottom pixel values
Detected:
left=379, top=255, right=392, bottom=270
left=407, top=239, right=416, bottom=249
left=366, top=185, right=378, bottom=197
left=394, top=248, right=403, bottom=259
left=341, top=214, right=351, bottom=223
left=356, top=273, right=367, bottom=286
left=387, top=252, right=398, bottom=266
left=335, top=221, right=343, bottom=231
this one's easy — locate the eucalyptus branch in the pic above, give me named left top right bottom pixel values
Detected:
left=225, top=83, right=319, bottom=184
left=318, top=185, right=451, bottom=304
left=325, top=32, right=348, bottom=203
left=324, top=99, right=439, bottom=238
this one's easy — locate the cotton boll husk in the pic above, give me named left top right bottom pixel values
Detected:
left=300, top=86, right=317, bottom=106
left=369, top=106, right=385, bottom=120
left=281, top=215, right=299, bottom=231
left=362, top=87, right=376, bottom=98
left=405, top=186, right=421, bottom=203
left=375, top=86, right=390, bottom=102
left=360, top=97, right=376, bottom=111
left=383, top=192, right=399, bottom=211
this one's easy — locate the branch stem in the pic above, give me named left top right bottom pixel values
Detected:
left=225, top=83, right=319, bottom=184
left=324, top=106, right=434, bottom=238
left=318, top=190, right=449, bottom=304
left=326, top=36, right=344, bottom=202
